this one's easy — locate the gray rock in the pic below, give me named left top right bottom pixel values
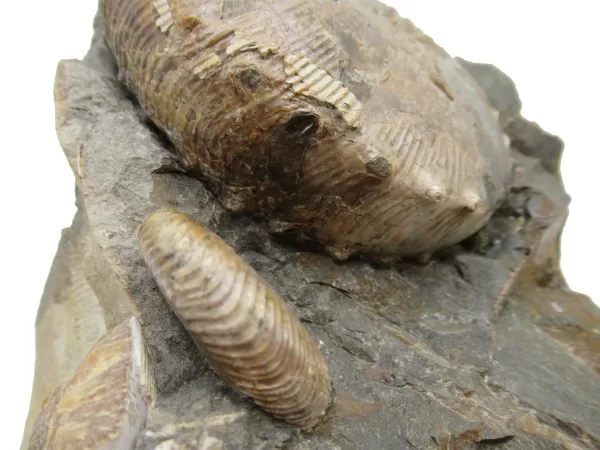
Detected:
left=506, top=117, right=565, bottom=174
left=22, top=6, right=600, bottom=450
left=456, top=57, right=523, bottom=127
left=456, top=58, right=564, bottom=176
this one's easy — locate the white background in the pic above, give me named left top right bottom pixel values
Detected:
left=1, top=1, right=597, bottom=448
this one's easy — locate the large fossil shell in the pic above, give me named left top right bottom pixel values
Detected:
left=137, top=209, right=334, bottom=430
left=103, top=0, right=512, bottom=259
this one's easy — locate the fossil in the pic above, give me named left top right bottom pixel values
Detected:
left=138, top=209, right=334, bottom=430
left=28, top=317, right=155, bottom=449
left=102, top=0, right=512, bottom=260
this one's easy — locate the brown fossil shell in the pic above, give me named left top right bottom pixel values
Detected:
left=28, top=317, right=155, bottom=450
left=104, top=0, right=512, bottom=259
left=137, top=209, right=334, bottom=430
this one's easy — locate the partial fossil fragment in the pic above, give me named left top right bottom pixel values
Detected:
left=28, top=317, right=155, bottom=450
left=137, top=209, right=334, bottom=431
left=103, top=0, right=512, bottom=260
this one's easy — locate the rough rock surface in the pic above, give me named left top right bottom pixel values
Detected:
left=22, top=6, right=599, bottom=450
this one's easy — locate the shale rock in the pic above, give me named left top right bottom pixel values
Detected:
left=506, top=117, right=565, bottom=175
left=456, top=57, right=522, bottom=128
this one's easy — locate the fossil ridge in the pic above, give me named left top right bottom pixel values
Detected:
left=101, top=0, right=513, bottom=260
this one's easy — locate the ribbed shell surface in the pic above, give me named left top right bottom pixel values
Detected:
left=138, top=209, right=333, bottom=430
left=104, top=0, right=512, bottom=259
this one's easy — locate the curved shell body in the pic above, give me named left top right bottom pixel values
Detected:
left=104, top=0, right=511, bottom=259
left=137, top=209, right=333, bottom=430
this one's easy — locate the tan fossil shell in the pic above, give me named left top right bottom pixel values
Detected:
left=28, top=317, right=154, bottom=450
left=103, top=0, right=512, bottom=259
left=137, top=209, right=334, bottom=430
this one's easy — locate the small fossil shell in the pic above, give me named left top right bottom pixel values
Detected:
left=28, top=317, right=154, bottom=450
left=137, top=209, right=334, bottom=430
left=104, top=0, right=512, bottom=260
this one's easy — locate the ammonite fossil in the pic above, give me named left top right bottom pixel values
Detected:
left=138, top=209, right=334, bottom=430
left=102, top=0, right=512, bottom=260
